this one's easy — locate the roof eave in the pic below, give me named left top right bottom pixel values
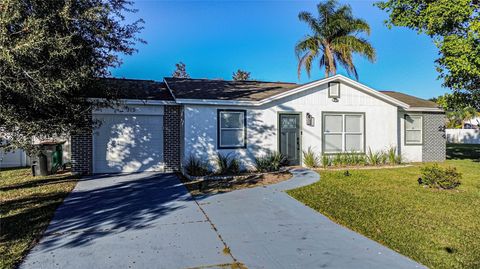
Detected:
left=88, top=97, right=177, bottom=105
left=175, top=98, right=258, bottom=106
left=402, top=107, right=444, bottom=112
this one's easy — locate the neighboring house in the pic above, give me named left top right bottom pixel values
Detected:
left=71, top=74, right=445, bottom=174
left=0, top=138, right=71, bottom=169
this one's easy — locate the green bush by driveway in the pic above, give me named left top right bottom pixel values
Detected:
left=288, top=160, right=480, bottom=269
left=0, top=168, right=77, bottom=269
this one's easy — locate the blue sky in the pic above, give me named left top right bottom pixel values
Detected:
left=111, top=0, right=448, bottom=99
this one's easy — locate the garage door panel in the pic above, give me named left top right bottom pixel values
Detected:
left=93, top=114, right=164, bottom=173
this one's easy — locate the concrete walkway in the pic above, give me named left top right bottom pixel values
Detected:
left=196, top=168, right=424, bottom=269
left=20, top=169, right=424, bottom=269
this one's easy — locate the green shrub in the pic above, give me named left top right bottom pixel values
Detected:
left=332, top=154, right=343, bottom=166
left=387, top=147, right=397, bottom=165
left=215, top=152, right=242, bottom=175
left=326, top=152, right=367, bottom=167
left=380, top=151, right=388, bottom=165
left=419, top=163, right=462, bottom=190
left=395, top=154, right=403, bottom=165
left=229, top=158, right=241, bottom=174
left=340, top=153, right=349, bottom=166
left=184, top=155, right=209, bottom=176
left=321, top=154, right=331, bottom=168
left=349, top=152, right=366, bottom=166
left=254, top=151, right=288, bottom=172
left=366, top=148, right=382, bottom=165
left=303, top=147, right=319, bottom=168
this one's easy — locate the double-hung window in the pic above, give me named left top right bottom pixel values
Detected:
left=404, top=114, right=423, bottom=145
left=323, top=113, right=365, bottom=153
left=218, top=110, right=246, bottom=149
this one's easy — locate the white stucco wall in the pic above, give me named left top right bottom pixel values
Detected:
left=398, top=112, right=423, bottom=162
left=183, top=82, right=401, bottom=169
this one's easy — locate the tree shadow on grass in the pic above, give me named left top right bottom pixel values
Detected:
left=0, top=176, right=78, bottom=192
left=0, top=184, right=75, bottom=269
left=446, top=144, right=480, bottom=162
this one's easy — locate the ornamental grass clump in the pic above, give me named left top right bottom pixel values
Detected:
left=366, top=148, right=382, bottom=166
left=321, top=154, right=331, bottom=168
left=387, top=147, right=397, bottom=165
left=184, top=155, right=209, bottom=176
left=254, top=152, right=288, bottom=172
left=303, top=147, right=319, bottom=168
left=387, top=146, right=403, bottom=165
left=419, top=163, right=461, bottom=190
left=215, top=153, right=242, bottom=175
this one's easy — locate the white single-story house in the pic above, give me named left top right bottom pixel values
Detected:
left=71, top=74, right=446, bottom=174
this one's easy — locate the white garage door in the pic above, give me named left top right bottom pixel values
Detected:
left=93, top=114, right=164, bottom=173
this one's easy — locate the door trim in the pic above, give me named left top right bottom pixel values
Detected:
left=277, top=112, right=302, bottom=165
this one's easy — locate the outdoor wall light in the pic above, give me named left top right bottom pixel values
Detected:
left=306, top=113, right=315, bottom=126
left=328, top=81, right=340, bottom=103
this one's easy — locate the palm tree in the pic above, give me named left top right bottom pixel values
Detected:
left=446, top=106, right=480, bottom=128
left=295, top=0, right=376, bottom=79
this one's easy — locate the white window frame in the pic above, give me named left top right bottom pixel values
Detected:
left=218, top=110, right=246, bottom=149
left=404, top=114, right=423, bottom=145
left=322, top=113, right=365, bottom=153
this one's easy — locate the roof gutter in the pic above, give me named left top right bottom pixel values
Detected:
left=88, top=98, right=177, bottom=105
left=402, top=107, right=444, bottom=112
left=174, top=98, right=258, bottom=106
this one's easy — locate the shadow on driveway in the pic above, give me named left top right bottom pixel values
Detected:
left=20, top=173, right=234, bottom=269
left=40, top=173, right=187, bottom=249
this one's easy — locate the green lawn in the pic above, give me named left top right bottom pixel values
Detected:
left=0, top=168, right=78, bottom=269
left=288, top=159, right=480, bottom=269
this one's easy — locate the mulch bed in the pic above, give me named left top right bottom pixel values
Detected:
left=316, top=164, right=412, bottom=171
left=178, top=170, right=292, bottom=196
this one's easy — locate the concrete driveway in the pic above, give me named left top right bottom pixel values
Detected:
left=21, top=170, right=424, bottom=269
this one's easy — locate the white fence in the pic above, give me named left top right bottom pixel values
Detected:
left=0, top=149, right=29, bottom=168
left=446, top=129, right=480, bottom=144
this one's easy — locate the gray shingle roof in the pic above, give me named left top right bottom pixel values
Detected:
left=88, top=77, right=440, bottom=111
left=164, top=77, right=299, bottom=101
left=380, top=91, right=439, bottom=108
left=88, top=78, right=174, bottom=101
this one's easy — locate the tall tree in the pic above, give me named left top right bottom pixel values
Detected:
left=445, top=107, right=480, bottom=129
left=0, top=0, right=144, bottom=152
left=377, top=0, right=480, bottom=95
left=232, top=69, right=251, bottom=81
left=172, top=62, right=190, bottom=78
left=432, top=92, right=480, bottom=111
left=295, top=0, right=376, bottom=79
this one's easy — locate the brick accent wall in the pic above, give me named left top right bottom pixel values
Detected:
left=422, top=112, right=446, bottom=162
left=163, top=105, right=182, bottom=172
left=71, top=130, right=92, bottom=175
